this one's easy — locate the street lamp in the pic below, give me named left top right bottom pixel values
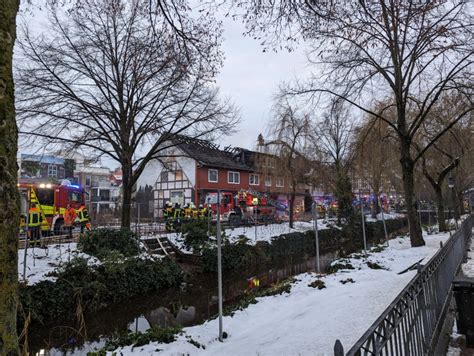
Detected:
left=216, top=191, right=224, bottom=342
left=311, top=202, right=320, bottom=274
left=448, top=174, right=458, bottom=230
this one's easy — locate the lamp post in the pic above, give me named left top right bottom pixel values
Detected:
left=311, top=202, right=321, bottom=274
left=359, top=190, right=367, bottom=253
left=448, top=174, right=458, bottom=230
left=216, top=191, right=223, bottom=342
left=379, top=196, right=389, bottom=246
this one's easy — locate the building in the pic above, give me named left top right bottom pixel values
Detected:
left=20, top=154, right=70, bottom=181
left=136, top=136, right=310, bottom=219
left=74, top=165, right=121, bottom=216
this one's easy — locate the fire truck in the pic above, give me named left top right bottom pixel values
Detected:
left=204, top=188, right=287, bottom=224
left=19, top=182, right=90, bottom=236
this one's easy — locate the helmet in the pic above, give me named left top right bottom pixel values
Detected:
left=199, top=204, right=203, bottom=208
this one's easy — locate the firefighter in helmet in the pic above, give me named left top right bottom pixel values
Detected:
left=29, top=203, right=42, bottom=245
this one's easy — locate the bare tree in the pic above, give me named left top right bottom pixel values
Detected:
left=354, top=109, right=396, bottom=218
left=16, top=0, right=237, bottom=229
left=313, top=99, right=355, bottom=222
left=264, top=101, right=312, bottom=228
left=419, top=93, right=472, bottom=231
left=239, top=0, right=473, bottom=246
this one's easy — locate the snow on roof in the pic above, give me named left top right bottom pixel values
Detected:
left=21, top=153, right=64, bottom=165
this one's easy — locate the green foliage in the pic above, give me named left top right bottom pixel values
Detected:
left=308, top=279, right=326, bottom=289
left=201, top=219, right=406, bottom=274
left=327, top=262, right=355, bottom=274
left=78, top=228, right=141, bottom=259
left=223, top=277, right=294, bottom=317
left=180, top=219, right=215, bottom=251
left=367, top=261, right=386, bottom=270
left=102, top=326, right=183, bottom=351
left=19, top=257, right=183, bottom=326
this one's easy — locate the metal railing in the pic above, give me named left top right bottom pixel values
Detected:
left=336, top=216, right=472, bottom=356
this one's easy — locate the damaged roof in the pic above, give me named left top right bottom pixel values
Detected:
left=171, top=135, right=254, bottom=171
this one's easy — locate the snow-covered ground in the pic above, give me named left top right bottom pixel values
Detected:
left=114, top=230, right=450, bottom=356
left=17, top=243, right=95, bottom=285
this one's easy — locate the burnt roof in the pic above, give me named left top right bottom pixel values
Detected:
left=172, top=135, right=254, bottom=171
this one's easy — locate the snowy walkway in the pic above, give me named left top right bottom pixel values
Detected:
left=116, top=231, right=450, bottom=356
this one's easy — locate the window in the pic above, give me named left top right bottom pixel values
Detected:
left=249, top=174, right=259, bottom=185
left=276, top=177, right=285, bottom=187
left=68, top=191, right=83, bottom=203
left=160, top=171, right=168, bottom=182
left=36, top=188, right=54, bottom=205
left=228, top=171, right=240, bottom=184
left=174, top=170, right=183, bottom=181
left=85, top=175, right=91, bottom=187
left=48, top=165, right=58, bottom=178
left=263, top=157, right=275, bottom=168
left=265, top=176, right=272, bottom=187
left=208, top=169, right=218, bottom=183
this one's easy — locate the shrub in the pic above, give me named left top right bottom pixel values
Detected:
left=79, top=229, right=141, bottom=259
left=180, top=220, right=215, bottom=252
left=19, top=257, right=183, bottom=326
left=102, top=326, right=183, bottom=351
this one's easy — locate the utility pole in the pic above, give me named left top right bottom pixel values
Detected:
left=216, top=190, right=223, bottom=342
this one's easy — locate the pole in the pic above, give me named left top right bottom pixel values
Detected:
left=207, top=197, right=211, bottom=238
left=360, top=191, right=367, bottom=253
left=379, top=196, right=389, bottom=246
left=23, top=189, right=31, bottom=282
left=216, top=190, right=223, bottom=342
left=254, top=206, right=257, bottom=241
left=312, top=202, right=320, bottom=274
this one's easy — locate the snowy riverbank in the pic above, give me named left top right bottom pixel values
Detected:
left=114, top=230, right=450, bottom=355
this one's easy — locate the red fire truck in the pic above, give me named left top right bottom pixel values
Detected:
left=204, top=189, right=281, bottom=224
left=19, top=182, right=90, bottom=235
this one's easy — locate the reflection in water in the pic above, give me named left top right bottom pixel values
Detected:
left=29, top=253, right=337, bottom=355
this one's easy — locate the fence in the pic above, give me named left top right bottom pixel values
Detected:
left=336, top=215, right=472, bottom=356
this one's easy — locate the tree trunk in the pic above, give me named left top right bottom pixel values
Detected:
left=121, top=161, right=132, bottom=229
left=400, top=149, right=425, bottom=246
left=451, top=187, right=460, bottom=221
left=288, top=186, right=296, bottom=229
left=434, top=186, right=447, bottom=232
left=372, top=192, right=380, bottom=219
left=0, top=0, right=20, bottom=354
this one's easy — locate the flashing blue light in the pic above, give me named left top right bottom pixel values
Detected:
left=69, top=184, right=81, bottom=189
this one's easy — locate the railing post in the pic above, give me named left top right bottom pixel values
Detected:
left=334, top=339, right=344, bottom=356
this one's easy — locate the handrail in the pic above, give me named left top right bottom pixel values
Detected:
left=341, top=216, right=472, bottom=356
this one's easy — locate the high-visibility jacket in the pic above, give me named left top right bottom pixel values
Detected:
left=29, top=207, right=41, bottom=227
left=64, top=207, right=77, bottom=227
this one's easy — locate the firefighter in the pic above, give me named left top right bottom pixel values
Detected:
left=64, top=204, right=77, bottom=239
left=184, top=203, right=192, bottom=219
left=29, top=203, right=41, bottom=245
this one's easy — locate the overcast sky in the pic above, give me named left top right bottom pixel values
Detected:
left=215, top=16, right=310, bottom=150
left=16, top=4, right=312, bottom=166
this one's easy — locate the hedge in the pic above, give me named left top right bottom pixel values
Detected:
left=202, top=218, right=407, bottom=273
left=19, top=256, right=183, bottom=327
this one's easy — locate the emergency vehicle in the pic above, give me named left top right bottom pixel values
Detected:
left=204, top=188, right=286, bottom=224
left=19, top=182, right=90, bottom=236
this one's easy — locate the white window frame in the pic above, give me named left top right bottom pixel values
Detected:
left=48, top=165, right=58, bottom=178
left=249, top=173, right=259, bottom=186
left=208, top=169, right=218, bottom=183
left=228, top=171, right=240, bottom=184
left=265, top=176, right=272, bottom=187
left=276, top=177, right=285, bottom=187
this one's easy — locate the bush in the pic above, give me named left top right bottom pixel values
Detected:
left=19, top=257, right=183, bottom=326
left=79, top=229, right=141, bottom=259
left=180, top=220, right=215, bottom=252
left=200, top=219, right=407, bottom=274
left=102, top=326, right=183, bottom=351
